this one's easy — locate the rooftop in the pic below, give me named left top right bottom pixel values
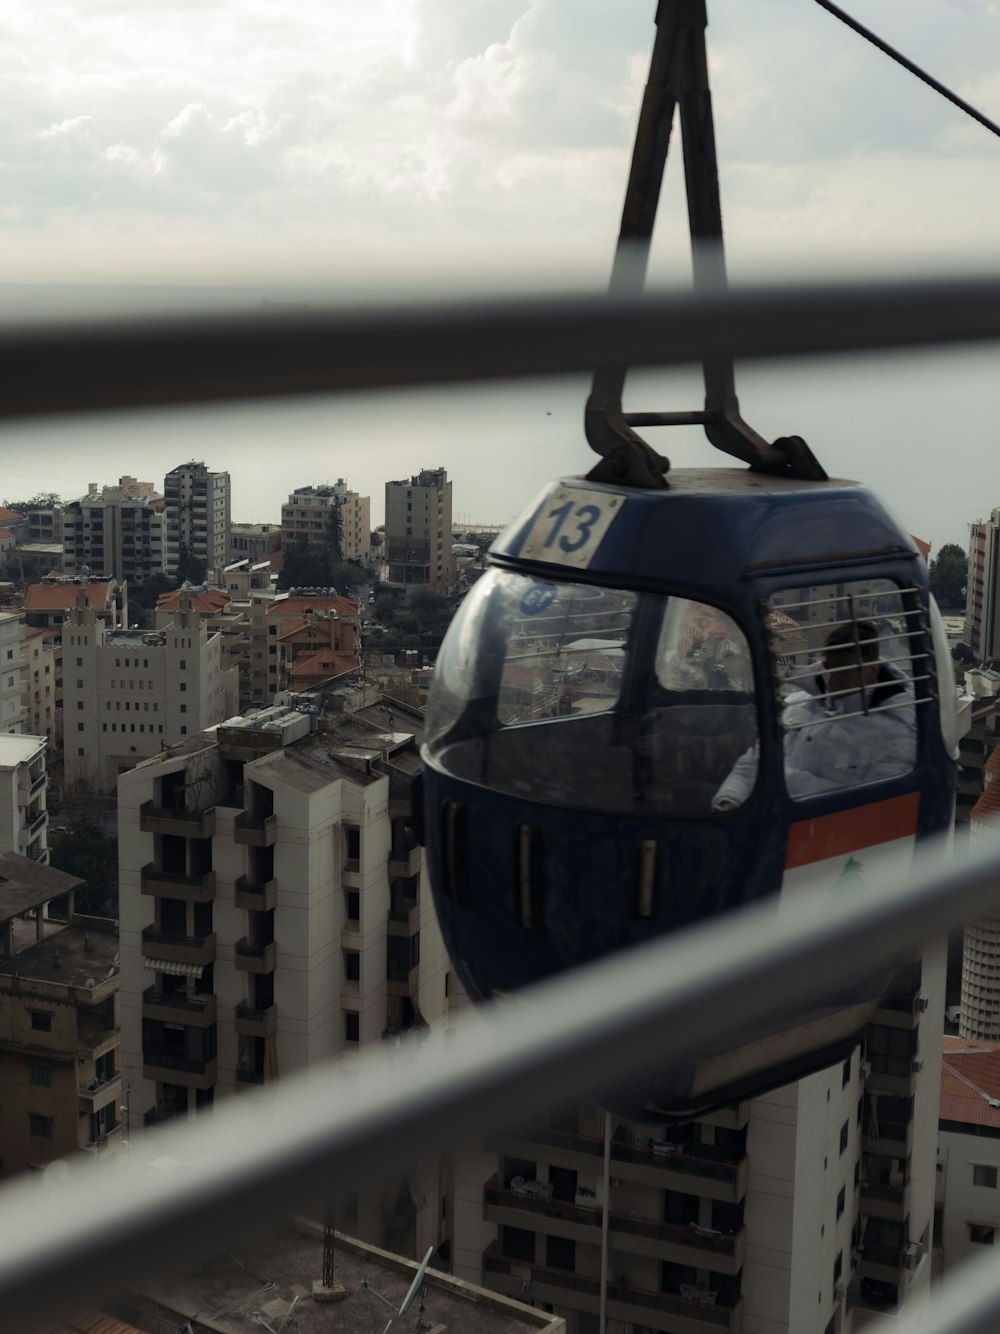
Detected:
left=137, top=1221, right=554, bottom=1334
left=0, top=917, right=117, bottom=995
left=25, top=581, right=114, bottom=613
left=0, top=854, right=83, bottom=925
left=0, top=733, right=47, bottom=767
left=941, top=1036, right=1000, bottom=1129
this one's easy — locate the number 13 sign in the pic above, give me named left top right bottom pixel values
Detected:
left=518, top=486, right=624, bottom=569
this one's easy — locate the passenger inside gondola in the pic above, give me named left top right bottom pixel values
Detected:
left=714, top=619, right=916, bottom=809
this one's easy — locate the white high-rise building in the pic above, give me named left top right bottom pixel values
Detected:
left=164, top=461, right=231, bottom=576
left=0, top=612, right=26, bottom=735
left=117, top=697, right=450, bottom=1255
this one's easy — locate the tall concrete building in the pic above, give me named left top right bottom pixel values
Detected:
left=117, top=697, right=449, bottom=1252
left=384, top=467, right=456, bottom=596
left=164, top=461, right=231, bottom=577
left=62, top=477, right=166, bottom=585
left=458, top=944, right=944, bottom=1333
left=62, top=592, right=237, bottom=790
left=0, top=733, right=49, bottom=863
left=937, top=1034, right=1000, bottom=1272
left=964, top=511, right=1000, bottom=660
left=0, top=611, right=26, bottom=735
left=959, top=748, right=1000, bottom=1040
left=281, top=481, right=371, bottom=564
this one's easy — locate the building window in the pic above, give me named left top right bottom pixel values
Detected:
left=78, top=747, right=84, bottom=756
left=28, top=1114, right=54, bottom=1138
left=346, top=891, right=360, bottom=922
left=837, top=1185, right=846, bottom=1218
left=843, top=1056, right=851, bottom=1086
left=28, top=1065, right=52, bottom=1087
left=180, top=659, right=186, bottom=669
left=839, top=1120, right=849, bottom=1154
left=77, top=701, right=84, bottom=710
left=180, top=704, right=187, bottom=713
left=344, top=825, right=361, bottom=866
left=974, top=1165, right=998, bottom=1188
left=180, top=726, right=187, bottom=734
left=969, top=1224, right=996, bottom=1245
left=345, top=950, right=360, bottom=982
left=344, top=1012, right=360, bottom=1044
left=180, top=682, right=187, bottom=692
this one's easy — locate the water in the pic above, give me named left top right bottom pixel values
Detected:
left=1, top=292, right=995, bottom=553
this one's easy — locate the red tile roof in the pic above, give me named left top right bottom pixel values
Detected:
left=267, top=596, right=359, bottom=621
left=24, top=582, right=113, bottom=612
left=911, top=535, right=931, bottom=560
left=156, top=587, right=232, bottom=614
left=941, top=1037, right=1000, bottom=1129
left=985, top=746, right=1000, bottom=782
left=972, top=781, right=1000, bottom=824
left=287, top=649, right=359, bottom=681
left=0, top=507, right=25, bottom=524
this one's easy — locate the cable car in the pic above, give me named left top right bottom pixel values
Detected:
left=418, top=2, right=959, bottom=1118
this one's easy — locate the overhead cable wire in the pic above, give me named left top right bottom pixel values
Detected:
left=815, top=0, right=1000, bottom=140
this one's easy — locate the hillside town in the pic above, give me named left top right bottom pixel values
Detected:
left=1, top=464, right=1000, bottom=1334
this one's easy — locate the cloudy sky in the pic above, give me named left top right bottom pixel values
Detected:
left=4, top=0, right=1000, bottom=293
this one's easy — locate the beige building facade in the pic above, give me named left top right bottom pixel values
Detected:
left=281, top=481, right=371, bottom=563
left=164, top=461, right=231, bottom=576
left=63, top=477, right=166, bottom=585
left=62, top=593, right=237, bottom=790
left=384, top=467, right=456, bottom=596
left=0, top=611, right=26, bottom=735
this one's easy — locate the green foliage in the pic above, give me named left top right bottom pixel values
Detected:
left=277, top=539, right=355, bottom=593
left=175, top=552, right=208, bottom=584
left=952, top=641, right=974, bottom=664
left=929, top=543, right=967, bottom=611
left=326, top=505, right=344, bottom=564
left=2, top=493, right=61, bottom=512
left=48, top=821, right=119, bottom=918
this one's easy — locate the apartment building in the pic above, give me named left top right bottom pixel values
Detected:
left=281, top=482, right=371, bottom=563
left=0, top=733, right=49, bottom=863
left=155, top=583, right=250, bottom=709
left=0, top=854, right=121, bottom=1177
left=62, top=477, right=166, bottom=585
left=164, top=462, right=231, bottom=576
left=62, top=592, right=237, bottom=790
left=0, top=611, right=26, bottom=734
left=117, top=697, right=448, bottom=1251
left=936, top=1035, right=1000, bottom=1271
left=959, top=751, right=1000, bottom=1038
left=459, top=942, right=944, bottom=1334
left=384, top=468, right=456, bottom=596
left=246, top=590, right=361, bottom=709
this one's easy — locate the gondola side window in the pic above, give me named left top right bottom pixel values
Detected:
left=766, top=579, right=921, bottom=800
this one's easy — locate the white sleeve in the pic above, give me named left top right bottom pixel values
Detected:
left=712, top=743, right=760, bottom=809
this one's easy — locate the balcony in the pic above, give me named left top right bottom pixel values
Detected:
left=486, top=1125, right=748, bottom=1204
left=234, top=875, right=277, bottom=912
left=863, top=1122, right=913, bottom=1159
left=235, top=938, right=277, bottom=973
left=858, top=1242, right=907, bottom=1285
left=860, top=1180, right=909, bottom=1222
left=388, top=846, right=421, bottom=878
left=143, top=986, right=217, bottom=1028
left=143, top=1050, right=217, bottom=1090
left=141, top=864, right=216, bottom=904
left=141, top=926, right=217, bottom=969
left=482, top=1176, right=745, bottom=1276
left=387, top=901, right=419, bottom=937
left=77, top=1070, right=122, bottom=1113
left=866, top=1059, right=919, bottom=1096
left=235, top=1067, right=266, bottom=1087
left=235, top=1003, right=277, bottom=1038
left=872, top=991, right=927, bottom=1028
left=482, top=1244, right=742, bottom=1332
left=387, top=961, right=419, bottom=998
left=234, top=812, right=276, bottom=847
left=140, top=800, right=216, bottom=839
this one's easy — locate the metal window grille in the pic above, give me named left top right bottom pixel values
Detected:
left=3, top=278, right=1000, bottom=1334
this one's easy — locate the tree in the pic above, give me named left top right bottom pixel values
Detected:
left=175, top=551, right=208, bottom=585
left=48, top=821, right=119, bottom=918
left=2, top=492, right=61, bottom=511
left=929, top=543, right=967, bottom=611
left=953, top=641, right=974, bottom=664
left=326, top=504, right=344, bottom=565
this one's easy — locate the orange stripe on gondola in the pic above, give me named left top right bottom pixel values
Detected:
left=785, top=792, right=920, bottom=870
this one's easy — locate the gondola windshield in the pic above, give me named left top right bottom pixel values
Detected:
left=425, top=567, right=758, bottom=817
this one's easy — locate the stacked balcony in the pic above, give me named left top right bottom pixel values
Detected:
left=141, top=864, right=216, bottom=904
left=140, top=801, right=216, bottom=839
